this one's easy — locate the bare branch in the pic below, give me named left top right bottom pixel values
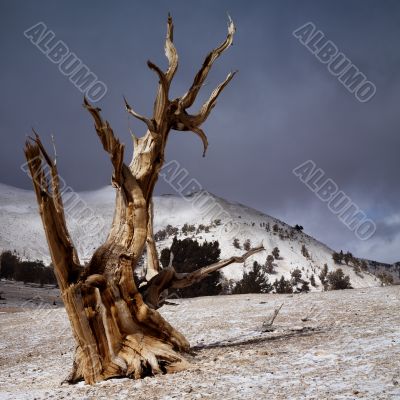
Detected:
left=83, top=98, right=148, bottom=262
left=84, top=97, right=125, bottom=188
left=191, top=126, right=208, bottom=157
left=172, top=70, right=237, bottom=143
left=166, top=18, right=236, bottom=157
left=24, top=139, right=49, bottom=195
left=165, top=13, right=178, bottom=82
left=29, top=131, right=64, bottom=216
left=262, top=303, right=283, bottom=332
left=179, top=16, right=235, bottom=110
left=193, top=70, right=237, bottom=126
left=147, top=60, right=169, bottom=122
left=142, top=245, right=264, bottom=309
left=51, top=134, right=57, bottom=165
left=29, top=130, right=53, bottom=168
left=123, top=96, right=156, bottom=132
left=171, top=245, right=264, bottom=288
left=169, top=111, right=209, bottom=156
left=24, top=137, right=81, bottom=289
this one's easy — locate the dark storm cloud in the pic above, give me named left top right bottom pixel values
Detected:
left=0, top=0, right=399, bottom=262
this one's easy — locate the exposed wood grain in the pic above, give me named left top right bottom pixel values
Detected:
left=23, top=15, right=255, bottom=385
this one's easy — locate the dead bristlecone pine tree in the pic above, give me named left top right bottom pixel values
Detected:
left=24, top=15, right=264, bottom=385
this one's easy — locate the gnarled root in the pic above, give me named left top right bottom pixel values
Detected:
left=66, top=334, right=189, bottom=384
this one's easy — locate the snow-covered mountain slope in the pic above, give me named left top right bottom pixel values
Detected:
left=0, top=183, right=390, bottom=290
left=364, top=260, right=400, bottom=285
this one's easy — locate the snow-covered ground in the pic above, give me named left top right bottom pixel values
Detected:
left=0, top=281, right=399, bottom=399
left=0, top=183, right=394, bottom=290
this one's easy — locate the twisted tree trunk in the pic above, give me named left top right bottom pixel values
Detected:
left=24, top=15, right=263, bottom=384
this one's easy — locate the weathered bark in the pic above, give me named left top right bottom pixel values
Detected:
left=145, top=200, right=161, bottom=280
left=24, top=15, right=263, bottom=384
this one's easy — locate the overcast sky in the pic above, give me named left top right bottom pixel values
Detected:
left=1, top=0, right=399, bottom=263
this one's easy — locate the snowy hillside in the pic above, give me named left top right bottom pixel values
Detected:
left=0, top=183, right=390, bottom=290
